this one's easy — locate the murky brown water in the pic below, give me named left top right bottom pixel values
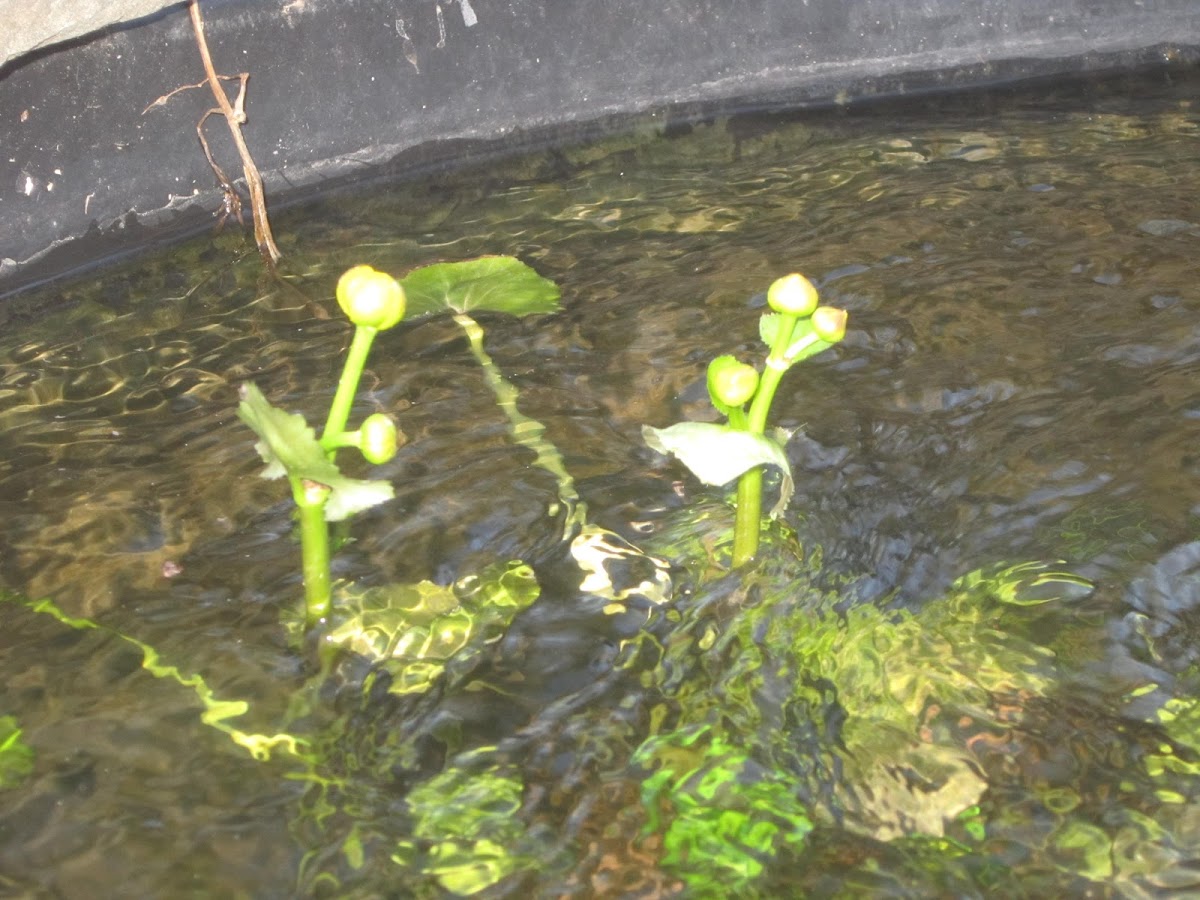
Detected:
left=1, top=66, right=1199, bottom=897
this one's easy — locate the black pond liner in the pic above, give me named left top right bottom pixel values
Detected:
left=1, top=0, right=1199, bottom=298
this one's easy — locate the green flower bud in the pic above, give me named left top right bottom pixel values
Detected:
left=336, top=265, right=406, bottom=331
left=811, top=306, right=848, bottom=343
left=707, top=355, right=760, bottom=408
left=766, top=273, right=820, bottom=317
left=359, top=413, right=400, bottom=464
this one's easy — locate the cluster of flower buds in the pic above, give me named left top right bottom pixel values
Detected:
left=708, top=273, right=847, bottom=413
left=768, top=272, right=847, bottom=343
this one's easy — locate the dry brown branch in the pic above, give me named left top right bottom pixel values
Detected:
left=187, top=0, right=281, bottom=266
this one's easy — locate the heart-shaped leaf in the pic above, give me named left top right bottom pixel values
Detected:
left=237, top=383, right=394, bottom=521
left=643, top=422, right=795, bottom=518
left=400, top=256, right=561, bottom=319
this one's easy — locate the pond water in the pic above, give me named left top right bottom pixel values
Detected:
left=2, top=66, right=1200, bottom=897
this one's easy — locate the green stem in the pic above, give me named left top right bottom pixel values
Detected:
left=746, top=326, right=796, bottom=433
left=321, top=430, right=363, bottom=451
left=321, top=325, right=378, bottom=459
left=732, top=313, right=798, bottom=567
left=293, top=478, right=332, bottom=628
left=732, top=466, right=764, bottom=566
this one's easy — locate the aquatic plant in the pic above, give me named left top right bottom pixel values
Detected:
left=644, top=272, right=847, bottom=566
left=4, top=258, right=1141, bottom=897
left=237, top=255, right=665, bottom=639
left=238, top=264, right=405, bottom=629
left=0, top=248, right=1150, bottom=898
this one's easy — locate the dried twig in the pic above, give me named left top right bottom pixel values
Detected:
left=197, top=106, right=246, bottom=232
left=187, top=0, right=281, bottom=266
left=142, top=75, right=236, bottom=114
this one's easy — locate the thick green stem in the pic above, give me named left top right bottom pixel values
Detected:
left=731, top=313, right=799, bottom=567
left=746, top=357, right=788, bottom=433
left=732, top=466, right=764, bottom=566
left=294, top=478, right=332, bottom=628
left=321, top=326, right=377, bottom=459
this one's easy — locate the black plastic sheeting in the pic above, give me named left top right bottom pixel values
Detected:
left=1, top=0, right=1198, bottom=295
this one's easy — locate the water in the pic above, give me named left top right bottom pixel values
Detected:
left=1, top=67, right=1199, bottom=896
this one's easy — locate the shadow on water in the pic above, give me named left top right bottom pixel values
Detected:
left=1, top=66, right=1199, bottom=895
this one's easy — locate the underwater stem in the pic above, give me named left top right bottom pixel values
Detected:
left=453, top=312, right=586, bottom=537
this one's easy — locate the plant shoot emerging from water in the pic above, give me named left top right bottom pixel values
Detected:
left=645, top=273, right=847, bottom=567
left=237, top=256, right=577, bottom=636
left=238, top=265, right=405, bottom=629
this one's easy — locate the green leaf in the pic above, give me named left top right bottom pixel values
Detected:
left=761, top=314, right=835, bottom=365
left=400, top=256, right=561, bottom=319
left=643, top=422, right=794, bottom=518
left=237, top=383, right=393, bottom=521
left=759, top=312, right=786, bottom=348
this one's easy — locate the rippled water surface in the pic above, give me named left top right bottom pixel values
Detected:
left=2, top=68, right=1200, bottom=897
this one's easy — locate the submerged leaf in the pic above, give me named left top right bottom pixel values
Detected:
left=635, top=726, right=815, bottom=892
left=0, top=716, right=33, bottom=790
left=629, top=546, right=1087, bottom=883
left=4, top=593, right=306, bottom=763
left=400, top=766, right=530, bottom=894
left=320, top=561, right=542, bottom=695
left=401, top=256, right=561, bottom=319
left=643, top=422, right=794, bottom=518
left=236, top=383, right=393, bottom=521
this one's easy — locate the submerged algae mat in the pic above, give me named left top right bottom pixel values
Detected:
left=2, top=68, right=1200, bottom=895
